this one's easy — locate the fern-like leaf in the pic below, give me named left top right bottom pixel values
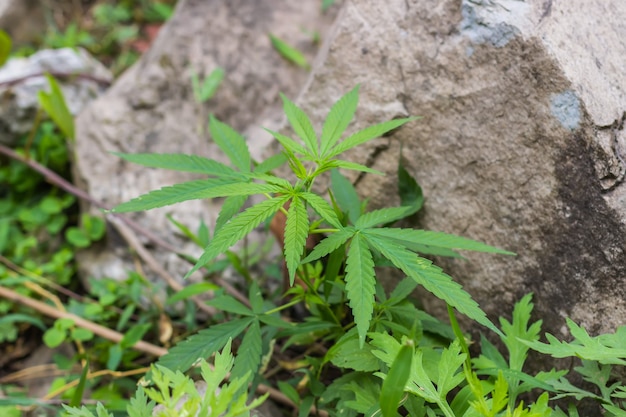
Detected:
left=284, top=196, right=310, bottom=285
left=326, top=117, right=418, bottom=158
left=113, top=152, right=241, bottom=177
left=355, top=207, right=413, bottom=229
left=111, top=178, right=233, bottom=213
left=301, top=227, right=354, bottom=264
left=156, top=318, right=253, bottom=373
left=320, top=85, right=359, bottom=156
left=344, top=233, right=376, bottom=347
left=281, top=93, right=319, bottom=156
left=208, top=115, right=251, bottom=172
left=301, top=192, right=343, bottom=229
left=364, top=228, right=515, bottom=255
left=363, top=232, right=499, bottom=335
left=186, top=195, right=290, bottom=278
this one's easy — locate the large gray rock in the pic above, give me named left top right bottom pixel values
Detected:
left=292, top=0, right=625, bottom=336
left=73, top=0, right=338, bottom=284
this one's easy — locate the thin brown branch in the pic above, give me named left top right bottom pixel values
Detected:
left=0, top=71, right=112, bottom=89
left=0, top=285, right=167, bottom=357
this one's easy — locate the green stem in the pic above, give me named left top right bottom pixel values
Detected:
left=264, top=298, right=301, bottom=315
left=447, top=304, right=472, bottom=372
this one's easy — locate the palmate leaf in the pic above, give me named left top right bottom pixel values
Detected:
left=281, top=93, right=319, bottom=155
left=112, top=152, right=240, bottom=177
left=355, top=206, right=413, bottom=229
left=284, top=196, right=309, bottom=285
left=156, top=317, right=253, bottom=373
left=363, top=232, right=500, bottom=335
left=364, top=228, right=515, bottom=255
left=111, top=180, right=283, bottom=213
left=326, top=117, right=419, bottom=159
left=300, top=192, right=343, bottom=229
left=320, top=85, right=359, bottom=156
left=186, top=195, right=290, bottom=278
left=208, top=115, right=251, bottom=172
left=344, top=233, right=376, bottom=347
left=230, top=319, right=262, bottom=383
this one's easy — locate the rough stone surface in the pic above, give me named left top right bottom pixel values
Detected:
left=0, top=48, right=112, bottom=145
left=291, top=0, right=626, bottom=336
left=0, top=0, right=44, bottom=45
left=73, top=0, right=338, bottom=284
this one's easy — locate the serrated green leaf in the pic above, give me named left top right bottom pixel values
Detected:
left=186, top=195, right=290, bottom=278
left=330, top=169, right=361, bottom=224
left=269, top=34, right=310, bottom=69
left=321, top=86, right=359, bottom=156
left=364, top=228, right=515, bottom=255
left=230, top=319, right=262, bottom=383
left=113, top=152, right=240, bottom=177
left=207, top=295, right=253, bottom=316
left=522, top=320, right=626, bottom=365
left=500, top=293, right=541, bottom=373
left=208, top=115, right=251, bottom=172
left=284, top=196, right=309, bottom=286
left=320, top=159, right=385, bottom=175
left=380, top=342, right=413, bottom=417
left=156, top=318, right=253, bottom=373
left=327, top=117, right=418, bottom=158
left=300, top=192, right=343, bottom=229
left=436, top=341, right=466, bottom=397
left=355, top=207, right=413, bottom=229
left=215, top=194, right=247, bottom=235
left=329, top=337, right=378, bottom=371
left=263, top=128, right=309, bottom=156
left=113, top=180, right=281, bottom=213
left=363, top=232, right=499, bottom=335
left=127, top=387, right=154, bottom=417
left=344, top=233, right=376, bottom=347
left=301, top=228, right=354, bottom=264
left=281, top=93, right=318, bottom=155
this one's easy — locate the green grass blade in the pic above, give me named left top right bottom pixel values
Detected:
left=186, top=195, right=290, bottom=278
left=113, top=152, right=240, bottom=177
left=364, top=233, right=500, bottom=335
left=355, top=207, right=413, bottom=229
left=327, top=117, right=418, bottom=158
left=344, top=233, right=376, bottom=347
left=208, top=115, right=251, bottom=172
left=0, top=30, right=12, bottom=67
left=38, top=74, right=75, bottom=141
left=301, top=227, right=354, bottom=264
left=284, top=196, right=310, bottom=285
left=364, top=228, right=515, bottom=255
left=330, top=169, right=361, bottom=224
left=380, top=342, right=413, bottom=417
left=321, top=86, right=359, bottom=156
left=280, top=93, right=319, bottom=156
left=156, top=318, right=253, bottom=373
left=301, top=192, right=343, bottom=229
left=269, top=34, right=310, bottom=69
left=69, top=359, right=90, bottom=407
